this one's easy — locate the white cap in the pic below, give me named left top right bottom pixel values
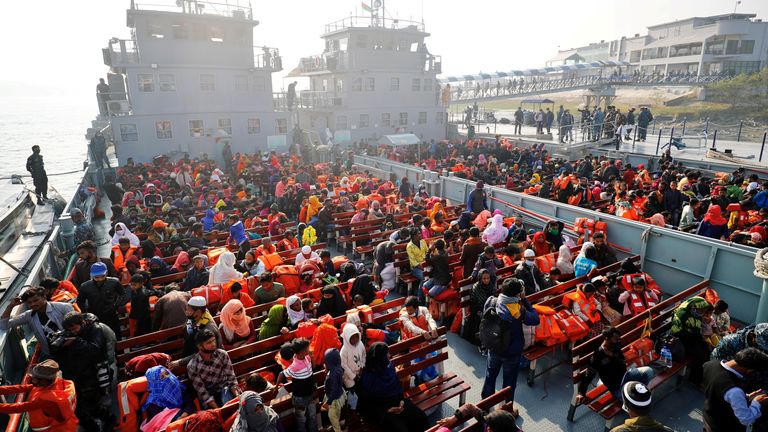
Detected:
left=188, top=296, right=207, bottom=308
left=301, top=245, right=311, bottom=255
left=450, top=220, right=458, bottom=227
left=524, top=249, right=536, bottom=258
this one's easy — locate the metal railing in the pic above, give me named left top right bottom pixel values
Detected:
left=324, top=15, right=425, bottom=34
left=105, top=38, right=140, bottom=66
left=96, top=91, right=131, bottom=117
left=133, top=1, right=252, bottom=19
left=254, top=46, right=282, bottom=70
left=298, top=90, right=343, bottom=109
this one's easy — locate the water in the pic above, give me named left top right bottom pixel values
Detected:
left=0, top=95, right=93, bottom=199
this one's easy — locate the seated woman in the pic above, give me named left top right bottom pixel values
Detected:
left=430, top=212, right=450, bottom=235
left=149, top=256, right=176, bottom=279
left=285, top=295, right=307, bottom=329
left=142, top=365, right=193, bottom=426
left=258, top=305, right=289, bottom=341
left=219, top=299, right=257, bottom=350
left=230, top=384, right=281, bottom=432
left=573, top=243, right=598, bottom=278
left=357, top=343, right=429, bottom=432
left=555, top=244, right=575, bottom=279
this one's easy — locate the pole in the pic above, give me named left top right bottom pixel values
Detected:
left=737, top=121, right=743, bottom=142
left=760, top=132, right=767, bottom=162
left=632, top=121, right=638, bottom=147
left=669, top=127, right=675, bottom=151
left=651, top=119, right=656, bottom=135
left=655, top=128, right=663, bottom=155
left=705, top=117, right=709, bottom=134
left=681, top=117, right=687, bottom=137
left=711, top=129, right=718, bottom=150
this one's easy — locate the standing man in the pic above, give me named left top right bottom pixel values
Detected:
left=544, top=108, right=554, bottom=135
left=557, top=105, right=564, bottom=128
left=26, top=145, right=48, bottom=205
left=624, top=107, right=636, bottom=141
left=513, top=107, right=523, bottom=135
left=535, top=109, right=544, bottom=134
left=480, top=278, right=539, bottom=414
left=466, top=180, right=488, bottom=216
left=703, top=347, right=768, bottom=432
left=637, top=107, right=653, bottom=142
left=287, top=81, right=297, bottom=110
left=96, top=78, right=110, bottom=117
left=89, top=131, right=110, bottom=169
left=609, top=382, right=673, bottom=432
left=76, top=262, right=125, bottom=340
left=0, top=287, right=74, bottom=357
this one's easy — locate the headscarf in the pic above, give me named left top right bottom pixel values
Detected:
left=473, top=210, right=492, bottom=229
left=703, top=204, right=727, bottom=226
left=285, top=295, right=306, bottom=325
left=201, top=209, right=216, bottom=232
left=220, top=299, right=251, bottom=339
left=482, top=214, right=508, bottom=245
left=231, top=391, right=279, bottom=432
left=209, top=251, right=242, bottom=284
left=649, top=213, right=666, bottom=227
left=350, top=275, right=376, bottom=305
left=317, top=286, right=348, bottom=318
left=341, top=320, right=366, bottom=387
left=149, top=256, right=172, bottom=277
left=360, top=342, right=401, bottom=398
left=579, top=241, right=595, bottom=258
left=121, top=191, right=135, bottom=208
left=556, top=245, right=574, bottom=275
left=671, top=296, right=710, bottom=336
left=712, top=323, right=768, bottom=361
left=471, top=269, right=495, bottom=312
left=310, top=315, right=342, bottom=366
left=531, top=231, right=550, bottom=256
left=306, top=196, right=322, bottom=221
left=258, top=305, right=286, bottom=340
left=142, top=366, right=184, bottom=411
left=111, top=222, right=140, bottom=247
left=171, top=251, right=191, bottom=272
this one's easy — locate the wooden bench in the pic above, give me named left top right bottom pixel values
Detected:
left=424, top=386, right=514, bottom=432
left=567, top=279, right=710, bottom=430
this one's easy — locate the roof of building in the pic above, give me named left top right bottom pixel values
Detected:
left=647, top=13, right=757, bottom=30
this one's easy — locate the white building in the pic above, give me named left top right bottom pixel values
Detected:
left=103, top=1, right=290, bottom=165
left=547, top=13, right=768, bottom=76
left=294, top=9, right=447, bottom=146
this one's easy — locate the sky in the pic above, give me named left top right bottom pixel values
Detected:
left=1, top=0, right=766, bottom=99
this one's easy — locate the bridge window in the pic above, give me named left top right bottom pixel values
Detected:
left=365, top=77, right=375, bottom=91
left=629, top=50, right=641, bottom=63
left=200, top=74, right=215, bottom=91
left=234, top=75, right=248, bottom=92
left=210, top=27, right=225, bottom=43
left=726, top=40, right=739, bottom=55
left=352, top=78, right=362, bottom=92
left=390, top=77, right=399, bottom=91
left=218, top=118, right=232, bottom=135
left=120, top=124, right=138, bottom=142
left=381, top=113, right=391, bottom=127
left=359, top=114, right=369, bottom=128
left=418, top=112, right=427, bottom=124
left=424, top=78, right=432, bottom=92
left=172, top=23, right=188, bottom=39
left=189, top=120, right=204, bottom=137
left=147, top=23, right=165, bottom=39
left=336, top=115, right=348, bottom=130
left=705, top=36, right=725, bottom=55
left=399, top=112, right=408, bottom=126
left=248, top=118, right=261, bottom=134
left=159, top=74, right=176, bottom=92
left=155, top=120, right=172, bottom=139
left=137, top=74, right=154, bottom=92
left=275, top=118, right=288, bottom=134
left=412, top=78, right=420, bottom=91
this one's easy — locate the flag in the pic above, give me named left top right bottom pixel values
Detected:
left=361, top=2, right=373, bottom=12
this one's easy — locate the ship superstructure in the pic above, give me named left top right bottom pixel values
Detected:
left=295, top=1, right=447, bottom=145
left=102, top=0, right=289, bottom=164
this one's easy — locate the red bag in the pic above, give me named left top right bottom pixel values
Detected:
left=296, top=321, right=317, bottom=339
left=124, top=353, right=172, bottom=378
left=206, top=247, right=227, bottom=266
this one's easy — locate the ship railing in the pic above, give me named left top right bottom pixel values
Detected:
left=254, top=46, right=282, bottom=71
left=298, top=91, right=343, bottom=109
left=298, top=53, right=348, bottom=74
left=96, top=92, right=131, bottom=117
left=133, top=1, right=252, bottom=19
left=324, top=15, right=425, bottom=34
left=104, top=38, right=139, bottom=66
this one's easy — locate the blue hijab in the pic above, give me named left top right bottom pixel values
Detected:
left=202, top=209, right=216, bottom=232
left=359, top=342, right=402, bottom=399
left=149, top=256, right=173, bottom=277
left=142, top=366, right=184, bottom=411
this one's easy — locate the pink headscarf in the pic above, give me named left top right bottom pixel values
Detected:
left=171, top=251, right=190, bottom=272
left=473, top=210, right=493, bottom=230
left=220, top=299, right=251, bottom=338
left=648, top=213, right=665, bottom=227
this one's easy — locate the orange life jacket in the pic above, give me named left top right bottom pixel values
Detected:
left=618, top=273, right=661, bottom=297
left=258, top=253, right=283, bottom=271
left=563, top=288, right=601, bottom=323
left=112, top=245, right=137, bottom=271
left=626, top=290, right=657, bottom=315
left=532, top=305, right=567, bottom=346
left=28, top=378, right=78, bottom=432
left=117, top=377, right=148, bottom=432
left=535, top=254, right=556, bottom=274
left=400, top=308, right=429, bottom=340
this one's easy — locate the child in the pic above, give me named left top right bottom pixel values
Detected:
left=701, top=305, right=720, bottom=349
left=276, top=338, right=318, bottom=432
left=301, top=298, right=317, bottom=319
left=319, top=250, right=335, bottom=277
left=471, top=246, right=502, bottom=285
left=128, top=274, right=161, bottom=337
left=352, top=294, right=365, bottom=308
left=323, top=348, right=346, bottom=432
left=713, top=300, right=731, bottom=336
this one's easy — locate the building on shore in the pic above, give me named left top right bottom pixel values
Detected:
left=546, top=13, right=768, bottom=76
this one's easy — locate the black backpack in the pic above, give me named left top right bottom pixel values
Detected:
left=477, top=299, right=512, bottom=355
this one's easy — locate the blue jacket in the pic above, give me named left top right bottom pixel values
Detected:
left=573, top=256, right=598, bottom=277
left=229, top=221, right=248, bottom=246
left=466, top=188, right=488, bottom=214
left=754, top=190, right=768, bottom=209
left=484, top=296, right=539, bottom=357
left=201, top=209, right=216, bottom=232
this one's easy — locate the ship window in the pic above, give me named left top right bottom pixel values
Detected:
left=159, top=74, right=176, bottom=91
left=339, top=38, right=348, bottom=51
left=218, top=119, right=232, bottom=135
left=172, top=23, right=189, bottom=39
left=352, top=78, right=362, bottom=92
left=410, top=42, right=419, bottom=52
left=726, top=40, right=739, bottom=55
left=192, top=23, right=208, bottom=40
left=234, top=75, right=248, bottom=92
left=418, top=112, right=427, bottom=124
left=740, top=40, right=754, bottom=54
left=200, top=74, right=215, bottom=91
left=412, top=78, right=420, bottom=91
left=390, top=78, right=399, bottom=91
left=275, top=118, right=288, bottom=134
left=137, top=74, right=154, bottom=92
left=155, top=121, right=172, bottom=139
left=365, top=77, right=375, bottom=91
left=399, top=112, right=408, bottom=126
left=359, top=114, right=369, bottom=128
left=381, top=113, right=391, bottom=127
left=120, top=124, right=138, bottom=142
left=251, top=76, right=265, bottom=92
left=336, top=115, right=348, bottom=130
left=248, top=118, right=261, bottom=134
left=335, top=78, right=343, bottom=92
left=424, top=78, right=432, bottom=92
left=189, top=120, right=204, bottom=137
left=210, top=27, right=224, bottom=43
left=356, top=35, right=368, bottom=49
left=148, top=23, right=165, bottom=39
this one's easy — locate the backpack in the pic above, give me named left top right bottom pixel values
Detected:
left=477, top=299, right=512, bottom=355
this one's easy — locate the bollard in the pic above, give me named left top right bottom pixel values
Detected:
left=712, top=130, right=718, bottom=150
left=681, top=117, right=687, bottom=137
left=655, top=128, right=663, bottom=155
left=737, top=121, right=743, bottom=142
left=760, top=132, right=767, bottom=162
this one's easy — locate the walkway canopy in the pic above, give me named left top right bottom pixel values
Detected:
left=378, top=134, right=421, bottom=146
left=439, top=60, right=630, bottom=83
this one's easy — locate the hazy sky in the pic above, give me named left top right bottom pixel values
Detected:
left=1, top=0, right=766, bottom=98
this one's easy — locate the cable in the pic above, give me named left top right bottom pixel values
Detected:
left=0, top=169, right=84, bottom=180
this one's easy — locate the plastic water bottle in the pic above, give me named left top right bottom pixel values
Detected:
left=660, top=346, right=673, bottom=369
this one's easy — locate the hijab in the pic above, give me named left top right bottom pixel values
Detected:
left=231, top=391, right=279, bottom=432
left=112, top=222, right=140, bottom=247
left=285, top=295, right=306, bottom=325
left=201, top=209, right=216, bottom=232
left=473, top=210, right=492, bottom=230
left=171, top=251, right=191, bottom=272
left=350, top=275, right=376, bottom=305
left=220, top=299, right=251, bottom=339
left=482, top=214, right=508, bottom=245
left=317, top=286, right=348, bottom=318
left=142, top=366, right=184, bottom=411
left=649, top=213, right=665, bottom=227
left=556, top=245, right=575, bottom=275
left=209, top=251, right=242, bottom=284
left=579, top=241, right=595, bottom=258
left=306, top=196, right=322, bottom=221
left=258, top=305, right=286, bottom=340
left=149, top=256, right=173, bottom=277
left=360, top=342, right=401, bottom=398
left=703, top=204, right=727, bottom=226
